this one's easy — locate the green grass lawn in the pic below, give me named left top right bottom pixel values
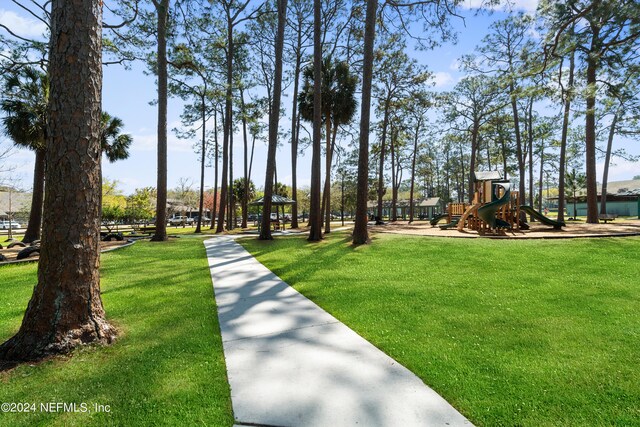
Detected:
left=0, top=238, right=233, bottom=427
left=239, top=232, right=640, bottom=427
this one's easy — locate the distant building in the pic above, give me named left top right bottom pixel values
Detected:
left=570, top=179, right=640, bottom=217
left=367, top=197, right=441, bottom=220
left=0, top=190, right=31, bottom=221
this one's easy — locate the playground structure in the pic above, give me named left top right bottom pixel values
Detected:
left=433, top=171, right=565, bottom=233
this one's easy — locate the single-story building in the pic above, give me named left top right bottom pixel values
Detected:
left=367, top=197, right=441, bottom=220
left=567, top=179, right=640, bottom=217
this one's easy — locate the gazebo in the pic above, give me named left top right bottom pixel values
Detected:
left=250, top=194, right=296, bottom=231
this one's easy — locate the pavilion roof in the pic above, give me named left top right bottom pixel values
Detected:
left=250, top=195, right=296, bottom=205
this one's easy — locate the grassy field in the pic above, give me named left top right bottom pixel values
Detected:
left=240, top=232, right=640, bottom=426
left=0, top=238, right=233, bottom=427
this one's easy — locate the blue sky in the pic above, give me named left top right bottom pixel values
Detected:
left=1, top=0, right=638, bottom=195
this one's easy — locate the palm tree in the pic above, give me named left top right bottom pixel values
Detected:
left=101, top=113, right=132, bottom=162
left=2, top=69, right=131, bottom=243
left=0, top=67, right=48, bottom=243
left=299, top=57, right=358, bottom=233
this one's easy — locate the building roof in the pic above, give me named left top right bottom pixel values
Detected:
left=599, top=178, right=640, bottom=196
left=473, top=171, right=503, bottom=182
left=250, top=195, right=296, bottom=205
left=0, top=191, right=32, bottom=217
left=367, top=197, right=440, bottom=208
left=417, top=197, right=441, bottom=207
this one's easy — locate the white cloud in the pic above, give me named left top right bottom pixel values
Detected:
left=460, top=0, right=539, bottom=13
left=0, top=9, right=48, bottom=39
left=129, top=130, right=194, bottom=154
left=432, top=72, right=455, bottom=88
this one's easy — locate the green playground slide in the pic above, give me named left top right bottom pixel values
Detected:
left=477, top=182, right=511, bottom=229
left=520, top=205, right=565, bottom=229
left=439, top=217, right=460, bottom=229
left=430, top=213, right=448, bottom=226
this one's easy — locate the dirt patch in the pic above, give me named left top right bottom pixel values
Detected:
left=0, top=240, right=132, bottom=264
left=370, top=219, right=640, bottom=239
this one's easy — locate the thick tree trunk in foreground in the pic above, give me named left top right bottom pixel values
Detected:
left=22, top=149, right=46, bottom=243
left=0, top=0, right=116, bottom=368
left=352, top=0, right=378, bottom=245
left=152, top=0, right=170, bottom=241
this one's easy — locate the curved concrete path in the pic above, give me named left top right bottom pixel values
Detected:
left=205, top=236, right=472, bottom=427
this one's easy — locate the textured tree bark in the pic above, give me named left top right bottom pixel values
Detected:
left=409, top=122, right=419, bottom=223
left=352, top=0, right=378, bottom=245
left=217, top=16, right=234, bottom=234
left=557, top=49, right=575, bottom=223
left=240, top=88, right=249, bottom=229
left=0, top=0, right=116, bottom=368
left=468, top=122, right=479, bottom=203
left=290, top=28, right=303, bottom=229
left=308, top=0, right=323, bottom=242
left=195, top=93, right=206, bottom=234
left=260, top=0, right=288, bottom=240
left=152, top=0, right=170, bottom=241
left=600, top=112, right=617, bottom=215
left=584, top=34, right=600, bottom=224
left=376, top=102, right=389, bottom=222
left=22, top=149, right=45, bottom=243
left=210, top=107, right=219, bottom=230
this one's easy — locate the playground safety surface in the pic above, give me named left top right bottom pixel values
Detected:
left=371, top=219, right=640, bottom=239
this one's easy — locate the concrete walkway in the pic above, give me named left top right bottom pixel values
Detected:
left=205, top=236, right=472, bottom=427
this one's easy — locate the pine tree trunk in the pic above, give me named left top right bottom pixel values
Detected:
left=390, top=127, right=397, bottom=221
left=509, top=82, right=525, bottom=207
left=210, top=107, right=219, bottom=230
left=409, top=121, right=419, bottom=223
left=527, top=99, right=534, bottom=214
left=195, top=93, right=206, bottom=234
left=0, top=0, right=115, bottom=367
left=217, top=18, right=235, bottom=234
left=22, top=149, right=46, bottom=243
left=584, top=34, right=600, bottom=224
left=376, top=102, right=390, bottom=222
left=322, top=119, right=334, bottom=233
left=308, top=0, right=323, bottom=242
left=353, top=0, right=377, bottom=245
left=600, top=112, right=617, bottom=215
left=260, top=0, right=288, bottom=239
left=152, top=0, right=169, bottom=242
left=468, top=122, right=479, bottom=203
left=240, top=88, right=249, bottom=229
left=290, top=28, right=303, bottom=229
left=557, top=44, right=575, bottom=223
left=538, top=143, right=544, bottom=212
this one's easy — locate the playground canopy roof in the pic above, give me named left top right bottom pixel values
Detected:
left=473, top=171, right=503, bottom=182
left=250, top=195, right=296, bottom=206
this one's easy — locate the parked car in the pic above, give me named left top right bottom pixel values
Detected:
left=0, top=220, right=21, bottom=229
left=193, top=216, right=211, bottom=224
left=168, top=216, right=194, bottom=226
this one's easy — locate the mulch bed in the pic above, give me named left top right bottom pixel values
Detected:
left=370, top=219, right=640, bottom=239
left=0, top=240, right=131, bottom=264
